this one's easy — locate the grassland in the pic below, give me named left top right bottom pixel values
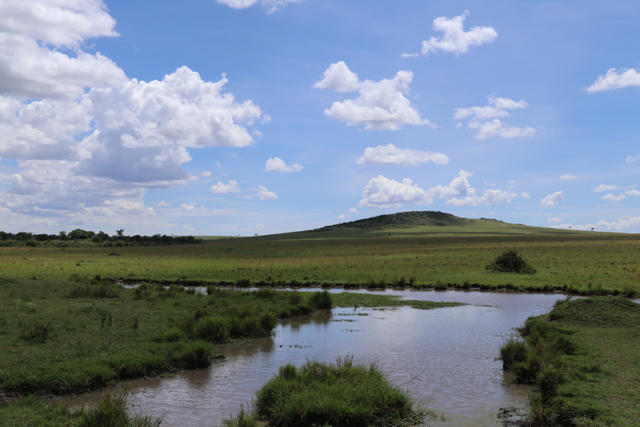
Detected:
left=500, top=297, right=640, bottom=426
left=2, top=229, right=639, bottom=295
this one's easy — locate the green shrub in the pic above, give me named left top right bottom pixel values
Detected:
left=486, top=248, right=537, bottom=274
left=310, top=290, right=333, bottom=309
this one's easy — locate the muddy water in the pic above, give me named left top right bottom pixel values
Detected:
left=67, top=290, right=569, bottom=426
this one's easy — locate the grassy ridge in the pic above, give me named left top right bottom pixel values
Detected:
left=500, top=297, right=640, bottom=426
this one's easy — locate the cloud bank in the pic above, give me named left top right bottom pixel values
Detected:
left=357, top=144, right=449, bottom=166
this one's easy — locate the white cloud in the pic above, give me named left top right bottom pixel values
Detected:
left=623, top=189, right=640, bottom=197
left=201, top=171, right=212, bottom=177
left=314, top=62, right=434, bottom=130
left=357, top=144, right=448, bottom=166
left=211, top=180, right=241, bottom=194
left=560, top=174, right=578, bottom=180
left=348, top=208, right=358, bottom=213
left=586, top=68, right=640, bottom=93
left=337, top=214, right=351, bottom=220
left=601, top=194, right=625, bottom=202
left=183, top=225, right=197, bottom=232
left=256, top=222, right=264, bottom=229
left=358, top=176, right=433, bottom=208
left=421, top=10, right=497, bottom=55
left=626, top=154, right=640, bottom=163
left=594, top=184, right=630, bottom=192
left=242, top=185, right=277, bottom=200
left=540, top=191, right=563, bottom=207
left=400, top=53, right=419, bottom=59
left=446, top=189, right=517, bottom=207
left=265, top=157, right=303, bottom=173
left=358, top=170, right=516, bottom=209
left=0, top=0, right=126, bottom=100
left=509, top=180, right=517, bottom=184
left=157, top=201, right=171, bottom=207
left=521, top=192, right=531, bottom=199
left=547, top=217, right=562, bottom=223
left=467, top=119, right=535, bottom=140
left=215, top=0, right=301, bottom=13
left=455, top=96, right=534, bottom=140
left=454, top=96, right=528, bottom=121
left=554, top=216, right=640, bottom=232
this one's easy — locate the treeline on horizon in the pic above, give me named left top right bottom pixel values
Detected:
left=0, top=228, right=202, bottom=248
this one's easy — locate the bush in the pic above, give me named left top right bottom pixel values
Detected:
left=310, top=290, right=333, bottom=309
left=486, top=248, right=537, bottom=274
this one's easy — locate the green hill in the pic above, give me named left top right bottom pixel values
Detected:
left=252, top=210, right=582, bottom=241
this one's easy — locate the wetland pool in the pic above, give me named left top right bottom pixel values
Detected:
left=65, top=290, right=571, bottom=426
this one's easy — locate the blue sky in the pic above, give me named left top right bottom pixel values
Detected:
left=1, top=0, right=640, bottom=236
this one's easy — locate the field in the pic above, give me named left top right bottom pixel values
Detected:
left=2, top=229, right=640, bottom=295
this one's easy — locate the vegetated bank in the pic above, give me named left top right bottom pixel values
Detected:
left=500, top=297, right=640, bottom=426
left=222, top=356, right=438, bottom=427
left=0, top=276, right=463, bottom=424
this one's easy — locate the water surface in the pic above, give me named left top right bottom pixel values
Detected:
left=67, top=290, right=571, bottom=426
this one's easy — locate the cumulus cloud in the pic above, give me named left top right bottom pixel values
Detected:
left=601, top=194, right=625, bottom=202
left=540, top=191, right=563, bottom=207
left=314, top=62, right=433, bottom=130
left=358, top=176, right=433, bottom=208
left=626, top=154, right=640, bottom=163
left=560, top=174, right=578, bottom=180
left=157, top=201, right=171, bottom=207
left=348, top=208, right=358, bottom=213
left=211, top=180, right=241, bottom=194
left=421, top=11, right=497, bottom=55
left=0, top=2, right=269, bottom=223
left=455, top=96, right=534, bottom=140
left=256, top=222, right=264, bottom=229
left=521, top=192, right=531, bottom=199
left=215, top=0, right=301, bottom=13
left=201, top=171, right=212, bottom=177
left=241, top=185, right=277, bottom=200
left=358, top=170, right=516, bottom=208
left=337, top=214, right=351, bottom=220
left=0, top=0, right=126, bottom=99
left=586, top=68, right=640, bottom=93
left=357, top=144, right=449, bottom=166
left=623, top=189, right=640, bottom=197
left=265, top=157, right=303, bottom=173
left=547, top=217, right=562, bottom=223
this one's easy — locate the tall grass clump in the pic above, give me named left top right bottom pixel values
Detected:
left=486, top=248, right=537, bottom=274
left=67, top=285, right=121, bottom=299
left=309, top=290, right=333, bottom=309
left=76, top=389, right=162, bottom=427
left=252, top=356, right=426, bottom=427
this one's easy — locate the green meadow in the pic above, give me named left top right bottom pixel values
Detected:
left=2, top=212, right=639, bottom=295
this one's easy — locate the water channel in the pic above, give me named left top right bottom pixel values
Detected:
left=67, top=289, right=574, bottom=426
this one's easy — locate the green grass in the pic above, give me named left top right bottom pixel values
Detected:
left=0, top=389, right=161, bottom=427
left=224, top=356, right=434, bottom=427
left=0, top=279, right=338, bottom=396
left=1, top=230, right=639, bottom=295
left=500, top=297, right=640, bottom=426
left=332, top=292, right=466, bottom=310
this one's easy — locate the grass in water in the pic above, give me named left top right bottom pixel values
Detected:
left=500, top=296, right=640, bottom=426
left=223, top=355, right=435, bottom=427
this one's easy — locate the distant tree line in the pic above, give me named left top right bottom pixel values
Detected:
left=0, top=229, right=202, bottom=247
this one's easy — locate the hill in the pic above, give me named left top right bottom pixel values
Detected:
left=251, top=210, right=582, bottom=241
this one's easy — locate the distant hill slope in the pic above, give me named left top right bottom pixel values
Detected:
left=245, top=210, right=582, bottom=241
left=317, top=211, right=465, bottom=230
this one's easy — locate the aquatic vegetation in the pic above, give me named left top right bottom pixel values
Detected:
left=226, top=356, right=432, bottom=427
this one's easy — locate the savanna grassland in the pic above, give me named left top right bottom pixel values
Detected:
left=2, top=229, right=640, bottom=295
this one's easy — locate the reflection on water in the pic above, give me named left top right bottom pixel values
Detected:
left=63, top=290, right=574, bottom=427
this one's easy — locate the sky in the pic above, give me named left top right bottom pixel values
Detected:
left=1, top=0, right=640, bottom=236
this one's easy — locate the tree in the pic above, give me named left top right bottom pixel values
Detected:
left=116, top=229, right=124, bottom=238
left=486, top=249, right=537, bottom=275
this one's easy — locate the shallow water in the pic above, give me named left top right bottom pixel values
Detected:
left=65, top=290, right=573, bottom=426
